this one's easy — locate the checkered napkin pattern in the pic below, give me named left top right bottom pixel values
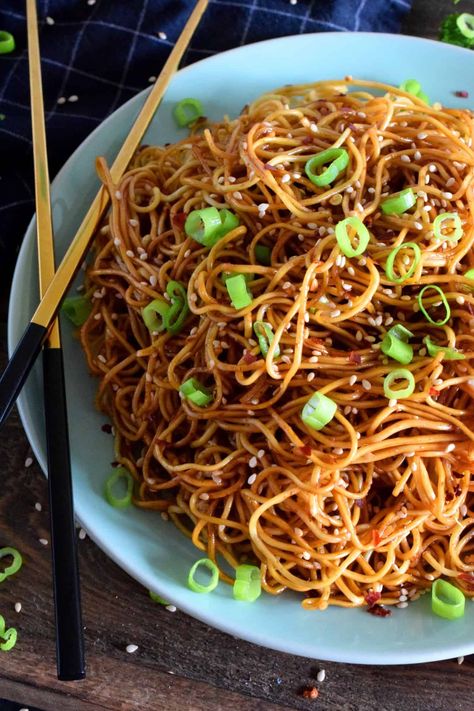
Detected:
left=0, top=0, right=412, bottom=297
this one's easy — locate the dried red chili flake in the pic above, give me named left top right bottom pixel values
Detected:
left=302, top=687, right=319, bottom=700
left=172, top=211, right=186, bottom=230
left=459, top=572, right=474, bottom=590
left=367, top=604, right=391, bottom=617
left=455, top=90, right=469, bottom=98
left=101, top=423, right=113, bottom=434
left=348, top=351, right=362, bottom=365
left=296, top=444, right=313, bottom=457
left=243, top=352, right=257, bottom=365
left=365, top=590, right=381, bottom=606
left=372, top=529, right=381, bottom=547
left=429, top=387, right=440, bottom=397
left=302, top=135, right=315, bottom=146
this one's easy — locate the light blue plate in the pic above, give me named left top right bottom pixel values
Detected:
left=9, top=33, right=474, bottom=664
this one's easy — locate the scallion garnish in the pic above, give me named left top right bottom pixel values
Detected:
left=335, top=216, right=370, bottom=258
left=173, top=97, right=204, bottom=127
left=0, top=617, right=17, bottom=652
left=383, top=369, right=415, bottom=400
left=62, top=295, right=92, bottom=327
left=165, top=280, right=189, bottom=335
left=301, top=391, right=337, bottom=431
left=433, top=212, right=462, bottom=242
left=381, top=324, right=414, bottom=365
left=253, top=321, right=280, bottom=359
left=431, top=579, right=465, bottom=620
left=305, top=148, right=349, bottom=187
left=104, top=467, right=134, bottom=508
left=399, top=80, right=429, bottom=104
left=187, top=558, right=219, bottom=593
left=185, top=207, right=239, bottom=247
left=225, top=274, right=252, bottom=309
left=380, top=188, right=416, bottom=215
left=180, top=377, right=212, bottom=407
left=149, top=590, right=170, bottom=605
left=255, top=244, right=271, bottom=265
left=233, top=564, right=262, bottom=602
left=0, top=547, right=22, bottom=583
left=424, top=336, right=465, bottom=360
left=418, top=285, right=451, bottom=326
left=385, top=242, right=421, bottom=283
left=142, top=298, right=170, bottom=334
left=457, top=12, right=474, bottom=39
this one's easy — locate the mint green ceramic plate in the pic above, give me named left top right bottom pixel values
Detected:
left=9, top=33, right=474, bottom=664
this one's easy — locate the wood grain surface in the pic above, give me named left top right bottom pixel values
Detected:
left=2, top=1, right=474, bottom=709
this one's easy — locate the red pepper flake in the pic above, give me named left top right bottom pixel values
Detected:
left=302, top=687, right=319, bottom=700
left=365, top=591, right=381, bottom=606
left=372, top=529, right=381, bottom=547
left=429, top=387, right=440, bottom=397
left=101, top=423, right=113, bottom=434
left=348, top=351, right=362, bottom=365
left=172, top=211, right=186, bottom=230
left=243, top=352, right=257, bottom=365
left=296, top=444, right=313, bottom=457
left=302, top=135, right=314, bottom=146
left=454, top=90, right=469, bottom=98
left=459, top=572, right=474, bottom=590
left=367, top=604, right=391, bottom=617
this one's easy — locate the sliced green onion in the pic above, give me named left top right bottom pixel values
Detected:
left=185, top=207, right=239, bottom=248
left=431, top=579, right=465, bottom=620
left=305, top=148, right=349, bottom=187
left=173, top=97, right=203, bottom=127
left=418, top=285, right=451, bottom=326
left=433, top=212, right=462, bottom=242
left=383, top=369, right=415, bottom=400
left=222, top=271, right=254, bottom=284
left=0, top=547, right=22, bottom=583
left=225, top=274, right=252, bottom=309
left=0, top=31, right=15, bottom=55
left=385, top=242, right=421, bottom=284
left=255, top=244, right=271, bottom=265
left=142, top=298, right=170, bottom=334
left=0, top=620, right=17, bottom=652
left=301, top=391, right=337, bottom=431
left=149, top=590, right=169, bottom=605
left=381, top=324, right=414, bottom=365
left=104, top=467, right=134, bottom=508
left=165, top=280, right=189, bottom=335
left=399, top=79, right=421, bottom=95
left=233, top=564, right=262, bottom=602
left=180, top=377, right=212, bottom=407
left=457, top=13, right=474, bottom=39
left=464, top=268, right=474, bottom=281
left=62, top=295, right=91, bottom=327
left=424, top=336, right=465, bottom=360
left=381, top=188, right=416, bottom=215
left=253, top=321, right=280, bottom=359
left=417, top=91, right=430, bottom=105
left=335, top=216, right=370, bottom=258
left=187, top=558, right=219, bottom=593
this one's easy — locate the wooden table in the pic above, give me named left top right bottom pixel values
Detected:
left=1, top=1, right=474, bottom=708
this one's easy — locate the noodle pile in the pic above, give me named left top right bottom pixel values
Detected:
left=80, top=79, right=474, bottom=609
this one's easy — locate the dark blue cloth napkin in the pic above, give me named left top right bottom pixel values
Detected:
left=0, top=0, right=412, bottom=297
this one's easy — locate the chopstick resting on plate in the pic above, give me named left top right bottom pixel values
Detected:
left=26, top=0, right=85, bottom=681
left=0, top=0, right=209, bottom=426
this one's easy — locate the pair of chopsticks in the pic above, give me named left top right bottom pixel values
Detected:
left=17, top=0, right=209, bottom=680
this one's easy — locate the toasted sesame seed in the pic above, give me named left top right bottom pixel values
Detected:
left=281, top=173, right=291, bottom=183
left=257, top=449, right=265, bottom=458
left=458, top=656, right=464, bottom=665
left=331, top=309, right=341, bottom=318
left=68, top=94, right=79, bottom=103
left=46, top=16, right=55, bottom=25
left=349, top=375, right=358, bottom=386
left=333, top=448, right=344, bottom=455
left=35, top=502, right=42, bottom=512
left=14, top=602, right=22, bottom=613
left=446, top=443, right=456, bottom=452
left=389, top=398, right=397, bottom=407
left=79, top=528, right=87, bottom=540
left=400, top=154, right=411, bottom=163
left=461, top=504, right=468, bottom=517
left=247, top=473, right=257, bottom=485
left=249, top=456, right=258, bottom=468
left=362, top=379, right=371, bottom=391
left=97, top=354, right=106, bottom=364
left=233, top=191, right=242, bottom=200
left=94, top=313, right=101, bottom=320
left=397, top=601, right=408, bottom=609
left=126, top=644, right=139, bottom=654
left=414, top=150, right=421, bottom=161
left=25, top=457, right=33, bottom=468
left=199, top=493, right=210, bottom=501
left=39, top=538, right=48, bottom=546
left=442, top=191, right=453, bottom=200
left=355, top=330, right=363, bottom=342
left=317, top=670, right=326, bottom=683
left=456, top=296, right=465, bottom=305
left=417, top=132, right=428, bottom=140
left=429, top=164, right=437, bottom=173
left=414, top=221, right=423, bottom=230
left=302, top=551, right=311, bottom=560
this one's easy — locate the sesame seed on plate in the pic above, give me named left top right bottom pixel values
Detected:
left=25, top=457, right=33, bottom=468
left=68, top=95, right=79, bottom=103
left=14, top=602, right=22, bottom=613
left=397, top=601, right=408, bottom=609
left=126, top=644, right=139, bottom=654
left=148, top=75, right=157, bottom=83
left=39, top=538, right=48, bottom=546
left=57, top=96, right=66, bottom=104
left=158, top=31, right=168, bottom=40
left=458, top=656, right=464, bottom=665
left=35, top=502, right=42, bottom=511
left=317, top=670, right=326, bottom=683
left=46, top=16, right=55, bottom=25
left=79, top=528, right=87, bottom=540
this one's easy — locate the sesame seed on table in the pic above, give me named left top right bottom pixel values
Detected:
left=2, top=0, right=474, bottom=709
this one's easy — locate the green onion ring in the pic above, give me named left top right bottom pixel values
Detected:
left=335, top=216, right=370, bottom=257
left=0, top=547, right=22, bottom=583
left=62, top=295, right=92, bottom=327
left=301, top=391, right=337, bottom=431
left=385, top=242, right=421, bottom=284
left=187, top=558, right=219, bottom=593
left=179, top=377, right=213, bottom=407
left=104, top=467, right=134, bottom=508
left=431, top=579, right=465, bottom=620
left=418, top=285, right=451, bottom=326
left=305, top=148, right=349, bottom=187
left=423, top=336, right=465, bottom=360
left=173, top=97, right=204, bottom=127
left=433, top=212, right=462, bottom=242
left=457, top=13, right=474, bottom=39
left=253, top=321, right=280, bottom=359
left=383, top=369, right=415, bottom=400
left=380, top=188, right=416, bottom=216
left=380, top=324, right=414, bottom=365
left=225, top=274, right=253, bottom=309
left=233, top=564, right=262, bottom=602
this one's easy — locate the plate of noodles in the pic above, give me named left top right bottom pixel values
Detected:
left=9, top=31, right=474, bottom=664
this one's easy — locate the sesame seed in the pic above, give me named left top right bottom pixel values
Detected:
left=358, top=257, right=366, bottom=266
left=233, top=191, right=242, bottom=200
left=397, top=601, right=408, bottom=609
left=347, top=266, right=355, bottom=276
left=414, top=221, right=423, bottom=230
left=461, top=504, right=468, bottom=517
left=25, top=457, right=33, bottom=468
left=228, top=176, right=236, bottom=183
left=458, top=656, right=464, bottom=665
left=46, top=16, right=55, bottom=25
left=94, top=313, right=101, bottom=320
left=456, top=296, right=465, bottom=305
left=39, top=538, right=48, bottom=546
left=442, top=192, right=453, bottom=199
left=344, top=405, right=352, bottom=415
left=389, top=398, right=397, bottom=407
left=307, top=372, right=315, bottom=382
left=158, top=31, right=168, bottom=40
left=281, top=173, right=291, bottom=183
left=126, top=644, right=139, bottom=654
left=128, top=218, right=138, bottom=227
left=355, top=330, right=363, bottom=342
left=302, top=551, right=311, bottom=560
left=346, top=186, right=354, bottom=194
left=400, top=154, right=411, bottom=163
left=149, top=275, right=157, bottom=287
left=257, top=202, right=269, bottom=214
left=349, top=375, right=357, bottom=386
left=417, top=132, right=428, bottom=140
left=342, top=283, right=352, bottom=291
left=148, top=75, right=157, bottom=83
left=331, top=309, right=341, bottom=318
left=362, top=379, right=371, bottom=391
left=115, top=190, right=122, bottom=200
left=257, top=449, right=265, bottom=458
left=14, top=602, right=22, bottom=613
left=333, top=448, right=344, bottom=455
left=34, top=502, right=42, bottom=512
left=249, top=456, right=258, bottom=468
left=79, top=528, right=87, bottom=540
left=317, top=670, right=326, bottom=683
left=57, top=96, right=66, bottom=105
left=199, top=493, right=209, bottom=501
left=298, top=233, right=305, bottom=242
left=247, top=473, right=257, bottom=485
left=429, top=164, right=437, bottom=173
left=399, top=595, right=408, bottom=602
left=68, top=95, right=79, bottom=103
left=308, top=222, right=318, bottom=229
left=446, top=444, right=456, bottom=452
left=446, top=177, right=455, bottom=187
left=414, top=150, right=421, bottom=161
left=310, top=122, right=318, bottom=133
left=97, top=354, right=106, bottom=364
